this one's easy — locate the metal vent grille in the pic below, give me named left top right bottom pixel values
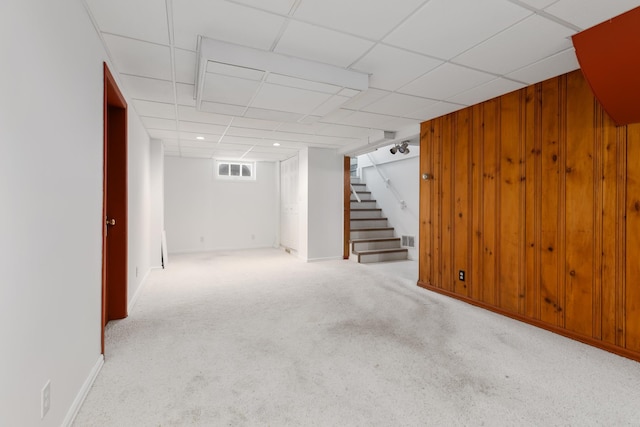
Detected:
left=401, top=235, right=415, bottom=248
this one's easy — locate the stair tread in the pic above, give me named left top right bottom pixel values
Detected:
left=356, top=248, right=408, bottom=255
left=351, top=217, right=388, bottom=221
left=351, top=237, right=400, bottom=243
left=350, top=227, right=394, bottom=231
left=351, top=208, right=382, bottom=211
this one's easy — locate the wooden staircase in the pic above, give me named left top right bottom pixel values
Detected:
left=350, top=178, right=408, bottom=263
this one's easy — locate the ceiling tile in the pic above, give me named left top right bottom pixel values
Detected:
left=316, top=124, right=371, bottom=139
left=506, top=48, right=579, bottom=84
left=176, top=83, right=196, bottom=107
left=120, top=75, right=175, bottom=103
left=398, top=63, right=495, bottom=100
left=244, top=107, right=304, bottom=122
left=179, top=131, right=221, bottom=141
left=200, top=102, right=247, bottom=116
left=133, top=100, right=176, bottom=120
left=513, top=0, right=559, bottom=8
left=342, top=89, right=392, bottom=110
left=384, top=0, right=531, bottom=59
left=544, top=0, right=640, bottom=29
left=148, top=129, right=180, bottom=139
left=207, top=63, right=265, bottom=81
left=177, top=106, right=233, bottom=125
left=266, top=73, right=341, bottom=94
left=352, top=45, right=443, bottom=91
left=250, top=83, right=333, bottom=114
left=292, top=0, right=426, bottom=40
left=174, top=48, right=196, bottom=84
left=172, top=0, right=286, bottom=50
left=103, top=34, right=172, bottom=80
left=452, top=14, right=575, bottom=75
left=330, top=110, right=396, bottom=128
left=275, top=122, right=322, bottom=134
left=230, top=0, right=297, bottom=15
left=379, top=117, right=421, bottom=130
left=447, top=78, right=525, bottom=106
left=363, top=93, right=438, bottom=117
left=405, top=101, right=466, bottom=121
left=141, top=117, right=176, bottom=130
left=202, top=74, right=261, bottom=106
left=231, top=117, right=282, bottom=131
left=178, top=121, right=228, bottom=135
left=226, top=127, right=274, bottom=138
left=274, top=21, right=375, bottom=67
left=85, top=0, right=169, bottom=44
left=312, top=96, right=351, bottom=117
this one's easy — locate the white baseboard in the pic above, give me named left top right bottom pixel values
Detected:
left=128, top=268, right=152, bottom=313
left=305, top=255, right=344, bottom=263
left=62, top=355, right=104, bottom=427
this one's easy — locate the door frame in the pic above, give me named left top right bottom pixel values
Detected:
left=343, top=156, right=351, bottom=259
left=102, top=63, right=128, bottom=354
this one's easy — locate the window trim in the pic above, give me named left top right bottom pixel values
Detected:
left=214, top=160, right=256, bottom=181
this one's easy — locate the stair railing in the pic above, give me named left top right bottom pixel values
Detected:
left=366, top=153, right=407, bottom=209
left=350, top=184, right=361, bottom=203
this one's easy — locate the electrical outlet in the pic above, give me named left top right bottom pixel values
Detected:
left=459, top=270, right=465, bottom=281
left=41, top=380, right=51, bottom=419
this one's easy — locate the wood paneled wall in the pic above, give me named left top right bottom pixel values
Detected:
left=419, top=69, right=640, bottom=361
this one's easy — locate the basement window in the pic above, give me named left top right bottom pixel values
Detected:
left=215, top=161, right=255, bottom=181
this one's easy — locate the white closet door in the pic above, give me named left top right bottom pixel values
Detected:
left=280, top=155, right=299, bottom=250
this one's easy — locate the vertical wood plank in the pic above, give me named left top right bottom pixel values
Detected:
left=625, top=122, right=640, bottom=351
left=419, top=123, right=432, bottom=285
left=433, top=118, right=443, bottom=289
left=454, top=108, right=471, bottom=297
left=539, top=78, right=562, bottom=325
left=564, top=71, right=595, bottom=337
left=441, top=115, right=454, bottom=291
left=471, top=105, right=483, bottom=301
left=498, top=91, right=522, bottom=313
left=616, top=126, right=627, bottom=347
left=525, top=84, right=541, bottom=319
left=482, top=99, right=499, bottom=306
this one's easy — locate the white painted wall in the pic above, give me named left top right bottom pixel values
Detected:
left=299, top=147, right=343, bottom=261
left=149, top=140, right=165, bottom=267
left=164, top=157, right=278, bottom=253
left=0, top=1, right=156, bottom=425
left=358, top=145, right=420, bottom=260
left=280, top=155, right=299, bottom=251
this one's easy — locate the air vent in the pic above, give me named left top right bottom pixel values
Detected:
left=401, top=235, right=415, bottom=248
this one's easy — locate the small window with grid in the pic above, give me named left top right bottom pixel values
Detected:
left=215, top=161, right=255, bottom=181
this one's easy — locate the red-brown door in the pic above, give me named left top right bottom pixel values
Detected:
left=102, top=63, right=128, bottom=354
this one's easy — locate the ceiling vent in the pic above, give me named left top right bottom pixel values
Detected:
left=194, top=37, right=369, bottom=124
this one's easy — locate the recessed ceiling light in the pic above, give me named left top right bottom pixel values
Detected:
left=273, top=142, right=280, bottom=146
left=196, top=136, right=205, bottom=140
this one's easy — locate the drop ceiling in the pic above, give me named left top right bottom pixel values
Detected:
left=83, top=0, right=640, bottom=161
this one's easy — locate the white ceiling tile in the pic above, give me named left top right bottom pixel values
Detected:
left=177, top=106, right=233, bottom=125
left=405, top=101, right=466, bottom=121
left=363, top=93, right=438, bottom=117
left=250, top=83, right=333, bottom=114
left=385, top=0, right=531, bottom=59
left=398, top=63, right=495, bottom=100
left=174, top=48, right=197, bottom=84
left=274, top=21, right=375, bottom=67
left=231, top=117, right=282, bottom=131
left=514, top=0, right=559, bottom=8
left=133, top=100, right=176, bottom=120
left=453, top=14, right=575, bottom=75
left=207, top=63, right=265, bottom=81
left=379, top=117, right=421, bottom=130
left=230, top=0, right=297, bottom=15
left=339, top=88, right=361, bottom=97
left=320, top=108, right=356, bottom=124
left=244, top=108, right=304, bottom=122
left=148, top=129, right=180, bottom=139
left=293, top=0, right=426, bottom=40
left=312, top=96, right=350, bottom=117
left=266, top=74, right=341, bottom=94
left=200, top=102, right=247, bottom=116
left=103, top=35, right=172, bottom=80
left=162, top=139, right=180, bottom=147
left=316, top=124, right=371, bottom=139
left=141, top=117, right=176, bottom=130
left=226, top=127, right=274, bottom=138
left=180, top=141, right=218, bottom=149
left=342, top=89, right=392, bottom=110
left=85, top=0, right=169, bottom=44
left=176, top=83, right=196, bottom=107
left=178, top=121, right=228, bottom=135
left=447, top=78, right=525, bottom=106
left=545, top=0, right=640, bottom=29
left=506, top=48, right=579, bottom=84
left=179, top=131, right=221, bottom=141
left=202, top=74, right=261, bottom=106
left=120, top=75, right=175, bottom=103
left=271, top=131, right=317, bottom=143
left=275, top=122, right=321, bottom=134
left=332, top=111, right=395, bottom=128
left=172, top=0, right=286, bottom=50
left=352, top=45, right=443, bottom=91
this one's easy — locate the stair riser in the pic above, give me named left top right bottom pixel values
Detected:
left=350, top=193, right=372, bottom=201
left=351, top=219, right=388, bottom=229
left=359, top=251, right=408, bottom=263
left=352, top=240, right=401, bottom=251
left=350, top=210, right=382, bottom=219
left=350, top=201, right=377, bottom=209
left=350, top=229, right=394, bottom=239
left=351, top=184, right=367, bottom=191
left=350, top=178, right=361, bottom=184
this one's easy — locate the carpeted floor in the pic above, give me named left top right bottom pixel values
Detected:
left=73, top=249, right=640, bottom=426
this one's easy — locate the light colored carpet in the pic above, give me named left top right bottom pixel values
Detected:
left=74, top=249, right=640, bottom=426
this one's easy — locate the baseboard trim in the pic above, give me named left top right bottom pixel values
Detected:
left=128, top=268, right=152, bottom=314
left=62, top=354, right=104, bottom=427
left=305, top=255, right=344, bottom=263
left=417, top=280, right=640, bottom=363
